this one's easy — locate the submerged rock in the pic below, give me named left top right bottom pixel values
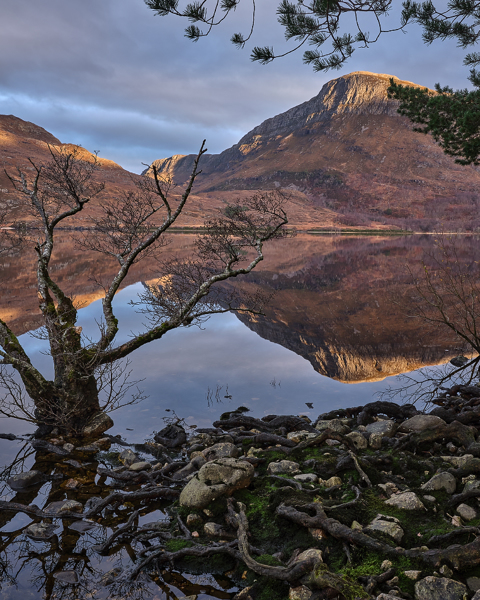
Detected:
left=26, top=522, right=59, bottom=541
left=81, top=412, right=113, bottom=438
left=7, top=470, right=44, bottom=491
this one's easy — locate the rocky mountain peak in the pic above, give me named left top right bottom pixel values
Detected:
left=0, top=115, right=61, bottom=145
left=237, top=71, right=422, bottom=145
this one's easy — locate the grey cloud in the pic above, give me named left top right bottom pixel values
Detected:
left=0, top=0, right=474, bottom=171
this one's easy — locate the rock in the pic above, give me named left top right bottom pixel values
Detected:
left=186, top=513, right=203, bottom=528
left=93, top=437, right=111, bottom=450
left=128, top=461, right=152, bottom=472
left=76, top=444, right=99, bottom=454
left=63, top=443, right=74, bottom=452
left=309, top=527, right=327, bottom=540
left=467, top=577, right=480, bottom=592
left=315, top=419, right=349, bottom=435
left=421, top=472, right=456, bottom=494
left=450, top=355, right=469, bottom=367
left=294, top=473, right=318, bottom=483
left=456, top=503, right=476, bottom=521
left=422, top=495, right=436, bottom=503
left=289, top=585, right=313, bottom=600
left=369, top=433, right=383, bottom=449
left=463, top=478, right=480, bottom=492
left=366, top=420, right=396, bottom=437
left=366, top=514, right=404, bottom=543
left=399, top=414, right=446, bottom=433
left=287, top=430, right=319, bottom=443
left=442, top=454, right=474, bottom=468
left=118, top=449, right=139, bottom=467
left=44, top=500, right=83, bottom=515
left=439, top=565, right=453, bottom=578
left=473, top=591, right=480, bottom=600
left=53, top=570, right=79, bottom=584
left=378, top=482, right=399, bottom=497
left=179, top=458, right=254, bottom=509
left=385, top=491, right=425, bottom=511
left=68, top=521, right=98, bottom=533
left=322, top=476, right=342, bottom=488
left=296, top=548, right=323, bottom=564
left=204, top=522, right=224, bottom=537
left=376, top=595, right=402, bottom=600
left=351, top=521, right=363, bottom=530
left=178, top=596, right=198, bottom=600
left=7, top=470, right=44, bottom=491
left=154, top=424, right=187, bottom=448
left=404, top=570, right=422, bottom=580
left=63, top=478, right=81, bottom=490
left=415, top=576, right=467, bottom=600
left=202, top=442, right=239, bottom=462
left=345, top=431, right=368, bottom=449
left=267, top=460, right=300, bottom=475
left=25, top=522, right=59, bottom=541
left=81, top=412, right=113, bottom=437
left=381, top=560, right=393, bottom=571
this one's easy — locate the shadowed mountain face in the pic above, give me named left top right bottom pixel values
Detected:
left=0, top=231, right=468, bottom=382
left=148, top=72, right=480, bottom=232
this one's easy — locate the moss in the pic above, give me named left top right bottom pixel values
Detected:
left=165, top=539, right=194, bottom=552
left=256, top=554, right=283, bottom=567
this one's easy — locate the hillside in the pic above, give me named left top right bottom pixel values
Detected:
left=147, top=71, right=480, bottom=232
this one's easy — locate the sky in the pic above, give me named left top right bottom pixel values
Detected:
left=0, top=0, right=472, bottom=173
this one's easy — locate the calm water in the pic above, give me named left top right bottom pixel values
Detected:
left=0, top=233, right=477, bottom=599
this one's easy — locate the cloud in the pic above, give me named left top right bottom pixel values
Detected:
left=0, top=0, right=472, bottom=171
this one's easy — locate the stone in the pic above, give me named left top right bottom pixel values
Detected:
left=473, top=591, right=480, bottom=600
left=179, top=458, right=254, bottom=509
left=289, top=585, right=312, bottom=600
left=294, top=473, right=318, bottom=483
left=287, top=430, right=319, bottom=443
left=381, top=560, right=393, bottom=571
left=118, top=449, right=139, bottom=467
left=186, top=513, right=203, bottom=528
left=296, top=548, right=323, bottom=564
left=267, top=460, right=300, bottom=475
left=81, top=412, right=113, bottom=437
left=366, top=515, right=404, bottom=543
left=53, top=570, right=79, bottom=584
left=76, top=444, right=99, bottom=454
left=202, top=442, right=239, bottom=462
left=68, top=521, right=98, bottom=533
left=63, top=443, right=74, bottom=452
left=365, top=420, right=396, bottom=437
left=415, top=576, right=467, bottom=600
left=44, top=500, right=83, bottom=515
left=204, top=522, right=223, bottom=537
left=323, top=476, right=342, bottom=488
left=345, top=431, right=368, bottom=449
left=25, top=522, right=59, bottom=541
left=463, top=479, right=480, bottom=492
left=7, top=470, right=44, bottom=491
left=421, top=472, right=456, bottom=494
left=128, top=461, right=152, bottom=472
left=439, top=565, right=453, bottom=578
left=376, top=595, right=403, bottom=600
left=457, top=503, right=476, bottom=521
left=369, top=433, right=383, bottom=449
left=385, top=491, right=425, bottom=511
left=178, top=596, right=198, bottom=600
left=423, top=495, right=436, bottom=503
left=64, top=479, right=81, bottom=490
left=315, top=419, right=349, bottom=435
left=351, top=521, right=363, bottom=530
left=93, top=437, right=111, bottom=450
left=404, top=570, right=422, bottom=580
left=442, top=454, right=474, bottom=468
left=154, top=424, right=187, bottom=448
left=467, top=577, right=480, bottom=592
left=308, top=527, right=327, bottom=540
left=399, top=414, right=446, bottom=433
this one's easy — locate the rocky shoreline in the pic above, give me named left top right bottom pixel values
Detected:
left=4, top=389, right=480, bottom=599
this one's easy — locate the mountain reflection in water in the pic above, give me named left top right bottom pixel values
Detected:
left=0, top=233, right=475, bottom=599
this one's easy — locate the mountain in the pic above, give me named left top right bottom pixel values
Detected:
left=147, top=71, right=480, bottom=232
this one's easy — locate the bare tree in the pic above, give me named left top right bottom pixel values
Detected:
left=0, top=144, right=288, bottom=437
left=382, top=235, right=480, bottom=405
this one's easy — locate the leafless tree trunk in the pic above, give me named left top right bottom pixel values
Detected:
left=0, top=144, right=288, bottom=436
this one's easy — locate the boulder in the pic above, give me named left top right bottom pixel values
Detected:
left=118, top=449, right=139, bottom=467
left=7, top=470, right=44, bottom=491
left=457, top=503, right=476, bottom=521
left=345, top=431, right=368, bottom=449
left=442, top=454, right=475, bottom=469
left=421, top=472, right=456, bottom=494
left=81, top=412, right=113, bottom=438
left=315, top=419, right=349, bottom=435
left=25, top=522, right=59, bottom=541
left=365, top=420, right=396, bottom=438
left=154, top=424, right=187, bottom=448
left=44, top=500, right=83, bottom=515
left=287, top=430, right=319, bottom=443
left=289, top=586, right=312, bottom=600
left=267, top=460, right=301, bottom=475
left=366, top=514, right=404, bottom=543
left=399, top=414, right=446, bottom=433
left=415, top=576, right=467, bottom=600
left=202, top=442, right=239, bottom=462
left=179, top=458, right=254, bottom=509
left=385, top=491, right=425, bottom=511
